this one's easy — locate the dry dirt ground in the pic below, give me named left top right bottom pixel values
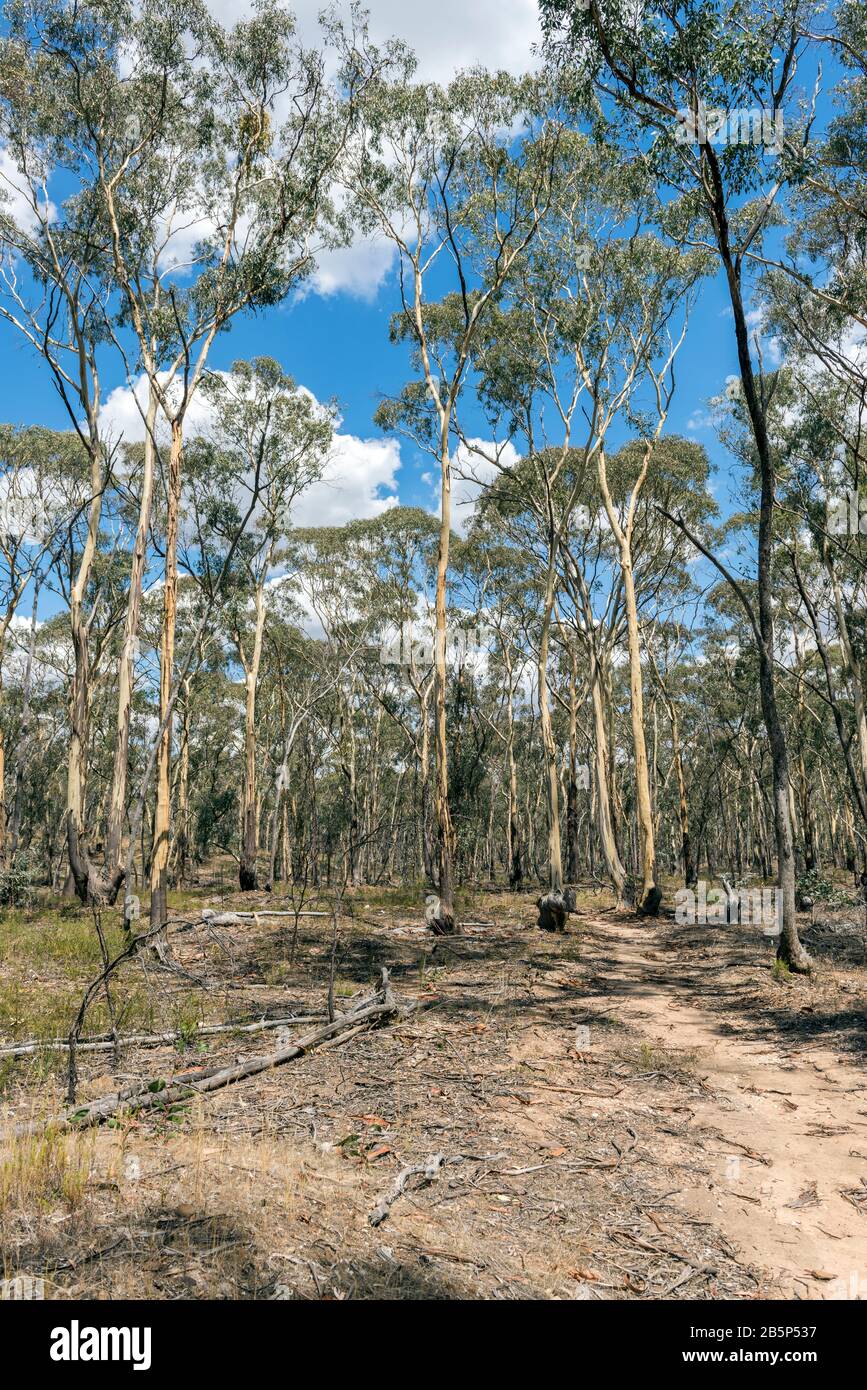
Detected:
left=1, top=887, right=865, bottom=1300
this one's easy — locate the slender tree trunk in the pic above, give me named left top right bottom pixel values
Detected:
left=103, top=388, right=158, bottom=902
left=7, top=581, right=40, bottom=862
left=652, top=663, right=694, bottom=889
left=431, top=434, right=456, bottom=932
left=722, top=256, right=809, bottom=969
left=590, top=646, right=627, bottom=898
left=339, top=677, right=362, bottom=889
left=506, top=709, right=523, bottom=889
left=828, top=558, right=867, bottom=799
left=0, top=709, right=5, bottom=870
left=419, top=687, right=434, bottom=881
left=619, top=557, right=658, bottom=912
left=536, top=553, right=569, bottom=931
left=672, top=709, right=695, bottom=888
left=239, top=585, right=266, bottom=892
left=66, top=448, right=105, bottom=904
left=150, top=419, right=183, bottom=932
left=170, top=678, right=191, bottom=886
left=539, top=572, right=562, bottom=895
left=565, top=653, right=581, bottom=883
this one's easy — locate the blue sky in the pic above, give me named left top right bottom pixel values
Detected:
left=0, top=1, right=844, bottom=584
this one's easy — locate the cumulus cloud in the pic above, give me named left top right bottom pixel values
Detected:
left=295, top=434, right=400, bottom=526
left=0, top=146, right=55, bottom=238
left=306, top=232, right=397, bottom=302
left=207, top=0, right=541, bottom=85
left=199, top=0, right=541, bottom=299
left=98, top=373, right=401, bottom=526
left=451, top=438, right=521, bottom=536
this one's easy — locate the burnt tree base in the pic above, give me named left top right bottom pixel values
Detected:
left=425, top=894, right=459, bottom=935
left=637, top=884, right=663, bottom=917
left=536, top=891, right=568, bottom=932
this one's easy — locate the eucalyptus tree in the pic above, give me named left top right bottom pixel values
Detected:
left=474, top=431, right=712, bottom=905
left=0, top=426, right=63, bottom=866
left=550, top=437, right=711, bottom=896
left=762, top=25, right=867, bottom=821
left=463, top=135, right=707, bottom=918
left=258, top=602, right=344, bottom=892
left=0, top=425, right=110, bottom=894
left=1, top=0, right=389, bottom=924
left=759, top=34, right=867, bottom=844
left=0, top=9, right=123, bottom=900
left=187, top=358, right=332, bottom=891
left=762, top=0, right=866, bottom=384
left=647, top=623, right=702, bottom=888
left=469, top=447, right=588, bottom=925
left=730, top=369, right=867, bottom=841
left=346, top=506, right=439, bottom=880
left=353, top=66, right=566, bottom=931
left=555, top=485, right=630, bottom=898
left=292, top=523, right=385, bottom=888
left=542, top=0, right=822, bottom=966
left=459, top=518, right=536, bottom=889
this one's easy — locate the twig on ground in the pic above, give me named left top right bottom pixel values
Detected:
left=369, top=1153, right=445, bottom=1228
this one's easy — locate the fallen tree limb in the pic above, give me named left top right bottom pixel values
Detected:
left=0, top=1014, right=326, bottom=1058
left=200, top=908, right=328, bottom=925
left=13, top=974, right=432, bottom=1137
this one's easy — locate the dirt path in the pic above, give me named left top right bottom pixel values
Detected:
left=578, top=912, right=867, bottom=1298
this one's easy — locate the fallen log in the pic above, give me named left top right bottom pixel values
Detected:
left=15, top=973, right=432, bottom=1136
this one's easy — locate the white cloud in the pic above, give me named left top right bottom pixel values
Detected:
left=0, top=146, right=55, bottom=237
left=98, top=373, right=401, bottom=526
left=424, top=437, right=522, bottom=536
left=98, top=372, right=218, bottom=452
left=686, top=407, right=713, bottom=433
left=306, top=232, right=396, bottom=302
left=294, top=434, right=400, bottom=526
left=201, top=1, right=541, bottom=299
left=206, top=0, right=540, bottom=84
